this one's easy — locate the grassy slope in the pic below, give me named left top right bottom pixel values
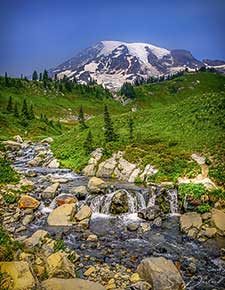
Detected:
left=52, top=72, right=225, bottom=186
left=0, top=72, right=224, bottom=186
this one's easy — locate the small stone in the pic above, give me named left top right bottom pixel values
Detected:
left=84, top=266, right=96, bottom=276
left=130, top=273, right=141, bottom=283
left=22, top=214, right=34, bottom=226
left=75, top=205, right=92, bottom=221
left=127, top=223, right=138, bottom=231
left=87, top=234, right=98, bottom=242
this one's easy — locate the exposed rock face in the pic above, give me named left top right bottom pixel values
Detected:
left=18, top=195, right=40, bottom=209
left=87, top=177, right=106, bottom=193
left=137, top=257, right=185, bottom=290
left=46, top=252, right=75, bottom=278
left=109, top=190, right=129, bottom=214
left=42, top=278, right=106, bottom=290
left=47, top=203, right=76, bottom=226
left=0, top=261, right=36, bottom=290
left=84, top=149, right=157, bottom=183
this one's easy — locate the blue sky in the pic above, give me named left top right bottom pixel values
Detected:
left=1, top=0, right=225, bottom=76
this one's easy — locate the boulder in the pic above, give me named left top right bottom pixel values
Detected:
left=114, top=157, right=136, bottom=181
left=128, top=168, right=141, bottom=183
left=28, top=156, right=43, bottom=167
left=47, top=203, right=76, bottom=226
left=47, top=159, right=60, bottom=168
left=87, top=177, right=106, bottom=193
left=24, top=229, right=49, bottom=247
left=2, top=140, right=22, bottom=150
left=56, top=196, right=77, bottom=207
left=41, top=137, right=54, bottom=143
left=43, top=182, right=60, bottom=199
left=109, top=190, right=129, bottom=214
left=140, top=164, right=158, bottom=182
left=96, top=157, right=117, bottom=177
left=46, top=252, right=75, bottom=278
left=211, top=208, right=225, bottom=234
left=72, top=186, right=88, bottom=199
left=138, top=206, right=161, bottom=221
left=75, top=205, right=92, bottom=221
left=204, top=227, right=217, bottom=238
left=18, top=195, right=40, bottom=209
left=22, top=214, right=34, bottom=226
left=0, top=261, right=36, bottom=290
left=180, top=212, right=202, bottom=234
left=42, top=278, right=105, bottom=290
left=83, top=148, right=104, bottom=176
left=137, top=257, right=185, bottom=290
left=13, top=135, right=23, bottom=143
left=191, top=153, right=206, bottom=165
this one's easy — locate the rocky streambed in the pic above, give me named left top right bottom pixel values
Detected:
left=0, top=138, right=225, bottom=290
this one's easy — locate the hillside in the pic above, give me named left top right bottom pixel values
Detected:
left=0, top=72, right=224, bottom=186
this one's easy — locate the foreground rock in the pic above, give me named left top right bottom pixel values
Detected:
left=43, top=182, right=60, bottom=199
left=46, top=252, right=75, bottom=278
left=180, top=212, right=202, bottom=238
left=24, top=230, right=49, bottom=247
left=18, top=195, right=40, bottom=209
left=75, top=205, right=92, bottom=221
left=47, top=203, right=76, bottom=226
left=211, top=208, right=225, bottom=234
left=0, top=261, right=36, bottom=290
left=87, top=177, right=106, bottom=193
left=42, top=278, right=105, bottom=290
left=137, top=257, right=185, bottom=290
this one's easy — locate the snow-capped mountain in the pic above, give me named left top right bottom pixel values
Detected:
left=50, top=40, right=204, bottom=90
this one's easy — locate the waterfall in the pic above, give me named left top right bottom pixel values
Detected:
left=167, top=189, right=179, bottom=214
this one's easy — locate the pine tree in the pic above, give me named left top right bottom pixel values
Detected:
left=7, top=96, right=13, bottom=112
left=32, top=70, right=38, bottom=81
left=5, top=72, right=9, bottom=86
left=28, top=104, right=35, bottom=120
left=104, top=105, right=116, bottom=142
left=83, top=131, right=93, bottom=155
left=128, top=117, right=134, bottom=141
left=22, top=99, right=29, bottom=117
left=78, top=106, right=88, bottom=130
left=39, top=73, right=42, bottom=81
left=43, top=70, right=49, bottom=82
left=14, top=102, right=19, bottom=117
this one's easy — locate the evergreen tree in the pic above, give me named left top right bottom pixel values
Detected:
left=32, top=70, right=38, bottom=81
left=128, top=117, right=134, bottom=141
left=104, top=105, right=116, bottom=142
left=83, top=131, right=93, bottom=155
left=28, top=104, right=35, bottom=120
left=120, top=82, right=136, bottom=99
left=22, top=99, right=29, bottom=117
left=14, top=102, right=19, bottom=117
left=39, top=73, right=42, bottom=81
left=5, top=72, right=9, bottom=86
left=43, top=70, right=49, bottom=82
left=7, top=96, right=13, bottom=112
left=78, top=106, right=88, bottom=130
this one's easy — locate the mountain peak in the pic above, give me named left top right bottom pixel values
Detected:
left=50, top=40, right=203, bottom=90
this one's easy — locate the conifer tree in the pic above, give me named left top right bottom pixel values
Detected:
left=14, top=102, right=19, bottom=117
left=39, top=73, right=42, bottom=81
left=83, top=131, right=93, bottom=155
left=5, top=72, right=9, bottom=86
left=32, top=70, right=38, bottom=81
left=22, top=99, right=29, bottom=117
left=104, top=105, right=116, bottom=142
left=128, top=117, right=134, bottom=141
left=43, top=70, right=49, bottom=82
left=78, top=106, right=88, bottom=130
left=28, top=104, right=35, bottom=120
left=7, top=96, right=13, bottom=112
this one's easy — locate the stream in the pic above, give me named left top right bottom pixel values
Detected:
left=7, top=141, right=225, bottom=289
